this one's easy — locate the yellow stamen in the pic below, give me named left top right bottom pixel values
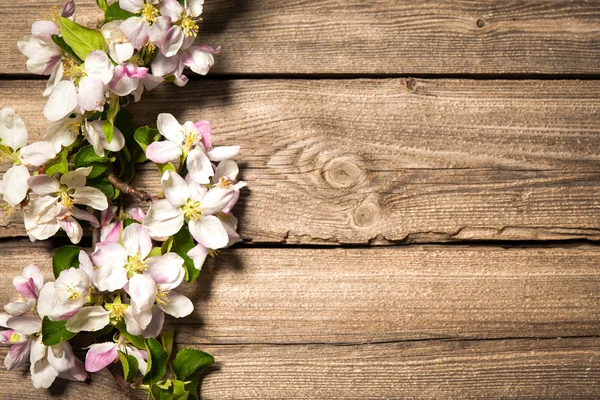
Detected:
left=142, top=3, right=159, bottom=24
left=9, top=332, right=20, bottom=343
left=180, top=16, right=199, bottom=37
left=216, top=176, right=234, bottom=189
left=60, top=191, right=74, bottom=209
left=126, top=253, right=148, bottom=275
left=110, top=303, right=127, bottom=321
left=156, top=289, right=170, bottom=305
left=1, top=203, right=16, bottom=219
left=62, top=58, right=81, bottom=79
left=182, top=199, right=202, bottom=221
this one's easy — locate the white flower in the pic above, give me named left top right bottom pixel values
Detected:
left=85, top=337, right=147, bottom=373
left=151, top=44, right=220, bottom=85
left=119, top=0, right=171, bottom=49
left=109, top=62, right=163, bottom=102
left=188, top=213, right=242, bottom=271
left=4, top=265, right=44, bottom=316
left=159, top=0, right=204, bottom=57
left=37, top=252, right=110, bottom=334
left=146, top=113, right=239, bottom=184
left=17, top=21, right=63, bottom=96
left=44, top=113, right=83, bottom=152
left=0, top=108, right=56, bottom=207
left=83, top=119, right=126, bottom=157
left=101, top=20, right=135, bottom=64
left=44, top=51, right=115, bottom=121
left=1, top=314, right=86, bottom=388
left=24, top=167, right=107, bottom=243
left=143, top=170, right=233, bottom=248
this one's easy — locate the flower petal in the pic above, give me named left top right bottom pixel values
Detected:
left=19, top=141, right=56, bottom=166
left=120, top=17, right=148, bottom=49
left=4, top=342, right=31, bottom=371
left=181, top=45, right=216, bottom=76
left=146, top=140, right=182, bottom=164
left=66, top=306, right=110, bottom=333
left=30, top=356, right=60, bottom=389
left=48, top=341, right=75, bottom=373
left=186, top=147, right=213, bottom=184
left=44, top=80, right=78, bottom=121
left=207, top=145, right=241, bottom=162
left=214, top=159, right=239, bottom=181
left=84, top=342, right=118, bottom=373
left=200, top=188, right=234, bottom=215
left=160, top=0, right=184, bottom=21
left=83, top=50, right=114, bottom=84
left=78, top=76, right=106, bottom=112
left=72, top=186, right=108, bottom=210
left=122, top=223, right=153, bottom=259
left=71, top=207, right=101, bottom=228
left=28, top=175, right=59, bottom=196
left=143, top=199, right=185, bottom=238
left=161, top=26, right=185, bottom=57
left=60, top=166, right=91, bottom=189
left=157, top=290, right=193, bottom=318
left=6, top=316, right=41, bottom=335
left=0, top=108, right=28, bottom=150
left=3, top=165, right=30, bottom=207
left=119, top=0, right=144, bottom=13
left=189, top=215, right=229, bottom=249
left=126, top=274, right=156, bottom=311
left=161, top=169, right=191, bottom=207
left=187, top=244, right=209, bottom=270
left=147, top=253, right=185, bottom=288
left=157, top=113, right=184, bottom=143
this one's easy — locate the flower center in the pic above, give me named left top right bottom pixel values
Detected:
left=141, top=4, right=159, bottom=24
left=66, top=284, right=81, bottom=301
left=180, top=15, right=199, bottom=37
left=9, top=332, right=21, bottom=343
left=62, top=59, right=82, bottom=81
left=110, top=303, right=127, bottom=321
left=216, top=176, right=234, bottom=189
left=182, top=199, right=202, bottom=221
left=1, top=203, right=17, bottom=218
left=156, top=289, right=170, bottom=305
left=126, top=253, right=148, bottom=275
left=60, top=191, right=74, bottom=209
left=183, top=130, right=200, bottom=153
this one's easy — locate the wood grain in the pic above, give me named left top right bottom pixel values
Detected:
left=1, top=240, right=599, bottom=344
left=2, top=79, right=600, bottom=243
left=2, top=338, right=599, bottom=399
left=2, top=0, right=600, bottom=75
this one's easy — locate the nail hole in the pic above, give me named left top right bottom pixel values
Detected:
left=476, top=19, right=485, bottom=28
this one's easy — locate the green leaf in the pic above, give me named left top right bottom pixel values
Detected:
left=151, top=385, right=174, bottom=400
left=123, top=218, right=139, bottom=228
left=103, top=95, right=120, bottom=144
left=118, top=351, right=139, bottom=382
left=160, top=330, right=175, bottom=358
left=157, top=162, right=177, bottom=175
left=44, top=149, right=69, bottom=176
left=119, top=326, right=147, bottom=350
left=52, top=245, right=81, bottom=279
left=172, top=226, right=199, bottom=282
left=102, top=120, right=114, bottom=145
left=104, top=2, right=137, bottom=23
left=87, top=163, right=110, bottom=179
left=87, top=177, right=119, bottom=200
left=56, top=16, right=108, bottom=60
left=143, top=338, right=169, bottom=385
left=115, top=108, right=134, bottom=138
left=89, top=324, right=114, bottom=337
left=171, top=348, right=214, bottom=382
left=51, top=34, right=83, bottom=63
left=172, top=380, right=189, bottom=400
left=134, top=126, right=161, bottom=152
left=161, top=236, right=174, bottom=254
left=73, top=145, right=107, bottom=167
left=96, top=0, right=109, bottom=11
left=148, top=247, right=162, bottom=258
left=42, top=317, right=77, bottom=346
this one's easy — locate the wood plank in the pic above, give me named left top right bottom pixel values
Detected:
left=1, top=339, right=599, bottom=399
left=2, top=1, right=600, bottom=75
left=2, top=79, right=600, bottom=243
left=1, top=240, right=599, bottom=344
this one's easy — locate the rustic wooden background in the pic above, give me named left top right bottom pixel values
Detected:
left=1, top=0, right=600, bottom=398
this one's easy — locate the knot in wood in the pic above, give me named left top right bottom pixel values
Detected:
left=324, top=157, right=364, bottom=189
left=353, top=202, right=379, bottom=228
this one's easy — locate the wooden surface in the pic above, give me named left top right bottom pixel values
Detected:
left=2, top=0, right=600, bottom=75
left=1, top=0, right=600, bottom=398
left=2, top=79, right=600, bottom=243
left=1, top=241, right=599, bottom=399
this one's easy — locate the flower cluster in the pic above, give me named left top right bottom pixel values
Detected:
left=1, top=1, right=242, bottom=397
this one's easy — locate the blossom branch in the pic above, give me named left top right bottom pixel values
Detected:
left=107, top=172, right=158, bottom=202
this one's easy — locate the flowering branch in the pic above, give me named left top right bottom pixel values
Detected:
left=0, top=0, right=243, bottom=398
left=107, top=171, right=158, bottom=202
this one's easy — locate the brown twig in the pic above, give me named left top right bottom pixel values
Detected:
left=107, top=172, right=158, bottom=202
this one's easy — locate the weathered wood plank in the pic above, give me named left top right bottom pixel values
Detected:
left=2, top=79, right=600, bottom=243
left=2, top=339, right=599, bottom=399
left=2, top=0, right=600, bottom=75
left=1, top=240, right=599, bottom=344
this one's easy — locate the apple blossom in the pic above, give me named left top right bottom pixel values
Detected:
left=159, top=0, right=204, bottom=57
left=44, top=51, right=115, bottom=121
left=110, top=62, right=163, bottom=102
left=101, top=20, right=135, bottom=64
left=4, top=265, right=44, bottom=316
left=143, top=170, right=233, bottom=248
left=44, top=113, right=83, bottom=152
left=0, top=108, right=56, bottom=207
left=119, top=0, right=171, bottom=49
left=85, top=336, right=147, bottom=373
left=24, top=167, right=107, bottom=243
left=83, top=119, right=126, bottom=156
